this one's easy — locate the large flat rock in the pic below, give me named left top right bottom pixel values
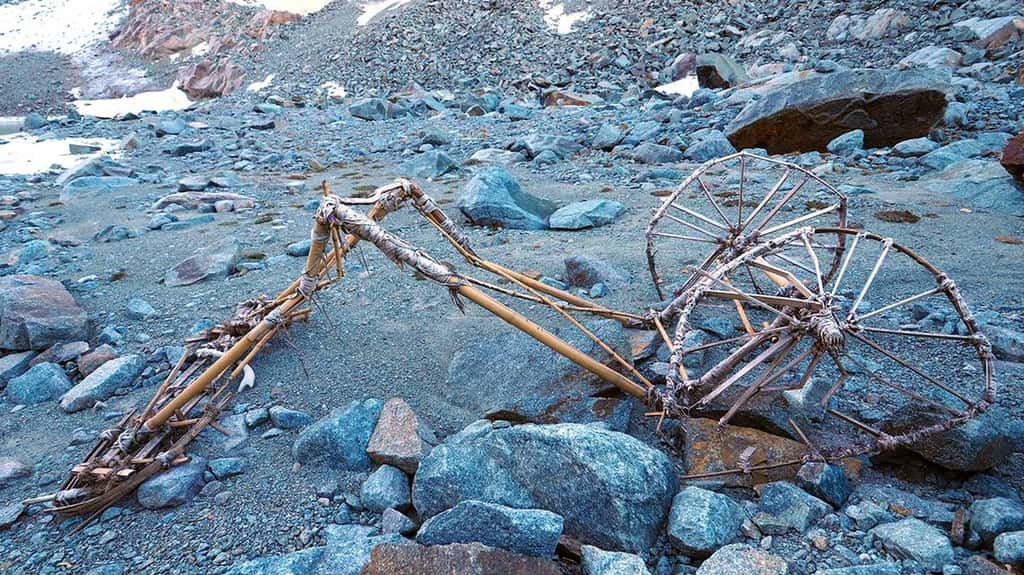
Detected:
left=0, top=275, right=88, bottom=351
left=725, top=69, right=948, bottom=154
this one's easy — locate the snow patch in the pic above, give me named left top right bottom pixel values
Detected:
left=538, top=1, right=591, bottom=34
left=655, top=76, right=700, bottom=97
left=0, top=0, right=127, bottom=56
left=358, top=0, right=413, bottom=26
left=0, top=134, right=120, bottom=175
left=73, top=87, right=193, bottom=119
left=246, top=74, right=276, bottom=92
left=320, top=82, right=348, bottom=99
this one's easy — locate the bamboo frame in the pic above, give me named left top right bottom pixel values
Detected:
left=35, top=162, right=994, bottom=527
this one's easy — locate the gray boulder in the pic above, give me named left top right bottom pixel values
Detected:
left=752, top=481, right=831, bottom=534
left=404, top=151, right=456, bottom=179
left=988, top=325, right=1024, bottom=362
left=137, top=457, right=206, bottom=509
left=268, top=406, right=312, bottom=430
left=164, top=239, right=241, bottom=287
left=667, top=486, right=746, bottom=557
left=892, top=137, right=939, bottom=157
left=695, top=543, right=788, bottom=575
left=591, top=124, right=624, bottom=151
left=0, top=351, right=36, bottom=385
left=632, top=142, right=683, bottom=164
left=827, top=129, right=865, bottom=155
left=6, top=362, right=71, bottom=405
left=684, top=131, right=737, bottom=162
left=292, top=399, right=382, bottom=469
left=349, top=98, right=388, bottom=121
left=563, top=255, right=630, bottom=288
left=919, top=139, right=983, bottom=171
left=726, top=68, right=948, bottom=154
left=923, top=160, right=1024, bottom=217
left=580, top=545, right=651, bottom=575
left=361, top=465, right=410, bottom=512
left=416, top=500, right=563, bottom=558
left=796, top=462, right=850, bottom=508
left=995, top=531, right=1024, bottom=566
left=0, top=275, right=88, bottom=351
left=60, top=354, right=144, bottom=412
left=412, top=421, right=677, bottom=553
left=970, top=497, right=1024, bottom=545
left=883, top=403, right=1012, bottom=471
left=514, top=134, right=582, bottom=160
left=444, top=319, right=632, bottom=427
left=456, top=167, right=557, bottom=230
left=869, top=518, right=953, bottom=572
left=548, top=199, right=625, bottom=230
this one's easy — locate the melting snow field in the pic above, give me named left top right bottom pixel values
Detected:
left=0, top=0, right=126, bottom=55
left=358, top=0, right=413, bottom=25
left=0, top=134, right=120, bottom=175
left=72, top=87, right=193, bottom=119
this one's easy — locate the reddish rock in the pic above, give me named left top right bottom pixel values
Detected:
left=1001, top=131, right=1024, bottom=183
left=361, top=542, right=562, bottom=575
left=0, top=276, right=88, bottom=352
left=679, top=418, right=808, bottom=488
left=176, top=59, right=245, bottom=99
left=247, top=10, right=301, bottom=39
left=77, top=345, right=118, bottom=377
left=367, top=397, right=434, bottom=474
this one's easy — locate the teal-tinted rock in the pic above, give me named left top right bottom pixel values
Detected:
left=548, top=199, right=625, bottom=230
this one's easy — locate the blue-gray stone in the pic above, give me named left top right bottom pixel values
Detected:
left=531, top=149, right=560, bottom=166
left=589, top=282, right=608, bottom=298
left=164, top=239, right=241, bottom=286
left=417, top=500, right=563, bottom=557
left=969, top=497, right=1024, bottom=545
left=580, top=544, right=651, bottom=575
left=167, top=139, right=211, bottom=157
left=360, top=464, right=410, bottom=512
left=988, top=325, right=1024, bottom=362
left=919, top=139, right=983, bottom=171
left=23, top=113, right=46, bottom=130
left=292, top=399, right=382, bottom=469
left=6, top=362, right=71, bottom=405
left=817, top=564, right=900, bottom=575
left=412, top=421, right=678, bottom=553
left=222, top=546, right=325, bottom=575
left=208, top=457, right=247, bottom=480
left=632, top=142, right=683, bottom=164
left=883, top=403, right=1012, bottom=471
left=592, top=124, right=624, bottom=151
left=60, top=354, right=144, bottom=412
left=753, top=481, right=830, bottom=534
left=381, top=508, right=417, bottom=535
left=695, top=543, right=788, bottom=575
left=154, top=118, right=186, bottom=136
left=126, top=298, right=156, bottom=320
left=924, top=160, right=1024, bottom=216
left=827, top=129, right=865, bottom=155
left=137, top=457, right=206, bottom=509
left=685, top=131, right=737, bottom=162
left=563, top=255, right=630, bottom=288
left=269, top=406, right=312, bottom=430
left=60, top=176, right=137, bottom=200
left=667, top=486, right=746, bottom=557
left=796, top=462, right=850, bottom=508
left=548, top=199, right=625, bottom=230
left=160, top=214, right=215, bottom=232
left=446, top=320, right=630, bottom=426
left=869, top=518, right=953, bottom=572
left=514, top=133, right=582, bottom=160
left=97, top=326, right=124, bottom=346
left=349, top=98, right=388, bottom=121
left=404, top=151, right=456, bottom=179
left=893, top=137, right=939, bottom=157
left=0, top=351, right=35, bottom=384
left=286, top=239, right=312, bottom=257
left=456, top=167, right=557, bottom=230
left=994, top=531, right=1024, bottom=566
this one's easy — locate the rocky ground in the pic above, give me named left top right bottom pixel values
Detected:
left=1, top=0, right=1024, bottom=574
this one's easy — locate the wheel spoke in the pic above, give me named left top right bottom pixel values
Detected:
left=830, top=232, right=862, bottom=296
left=801, top=232, right=826, bottom=295
left=760, top=203, right=840, bottom=236
left=736, top=155, right=745, bottom=227
left=669, top=203, right=729, bottom=231
left=742, top=168, right=792, bottom=231
left=696, top=176, right=732, bottom=229
left=694, top=268, right=802, bottom=324
left=853, top=287, right=943, bottom=323
left=846, top=239, right=891, bottom=322
left=842, top=353, right=962, bottom=416
left=857, top=326, right=975, bottom=342
left=652, top=231, right=720, bottom=244
left=661, top=212, right=721, bottom=241
left=696, top=335, right=796, bottom=408
left=719, top=342, right=812, bottom=426
left=680, top=325, right=789, bottom=355
left=750, top=175, right=809, bottom=234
